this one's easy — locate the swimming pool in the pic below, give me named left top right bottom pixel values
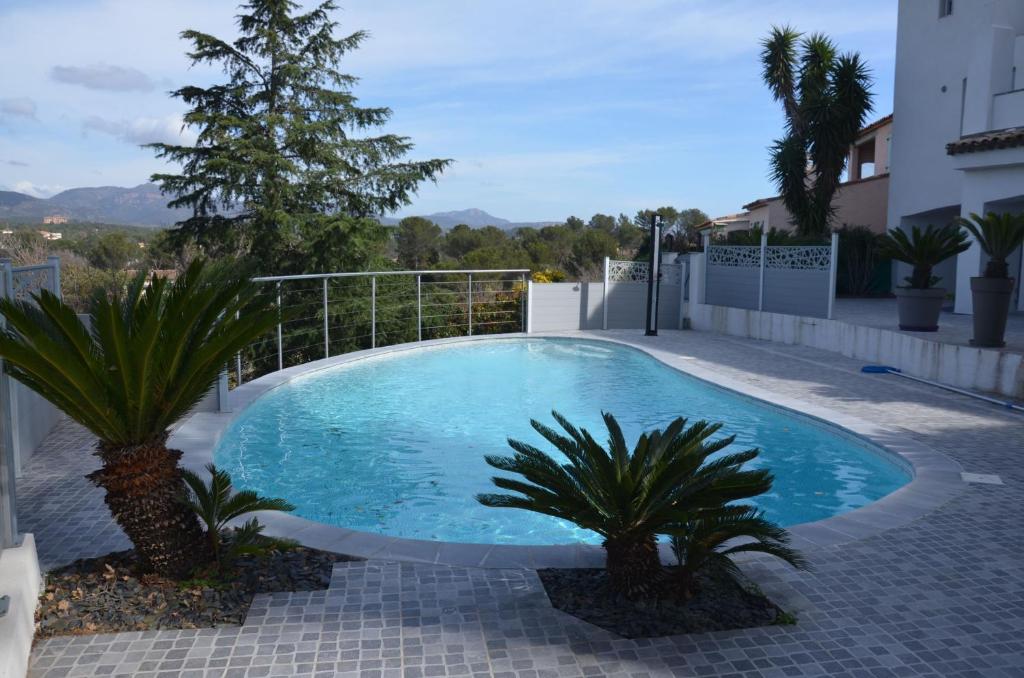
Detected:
left=215, top=338, right=910, bottom=545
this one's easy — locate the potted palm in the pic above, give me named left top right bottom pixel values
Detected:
left=956, top=212, right=1024, bottom=348
left=0, top=261, right=281, bottom=578
left=878, top=224, right=970, bottom=331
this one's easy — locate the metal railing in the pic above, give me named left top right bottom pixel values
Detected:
left=235, top=268, right=530, bottom=386
left=1, top=257, right=62, bottom=550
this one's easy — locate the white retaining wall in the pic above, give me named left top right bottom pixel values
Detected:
left=689, top=252, right=1023, bottom=399
left=0, top=534, right=41, bottom=678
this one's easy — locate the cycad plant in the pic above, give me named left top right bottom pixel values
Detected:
left=0, top=261, right=281, bottom=577
left=181, top=464, right=295, bottom=569
left=669, top=506, right=808, bottom=598
left=956, top=212, right=1024, bottom=279
left=477, top=411, right=777, bottom=598
left=877, top=224, right=970, bottom=289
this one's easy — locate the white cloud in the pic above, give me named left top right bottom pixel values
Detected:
left=82, top=114, right=197, bottom=146
left=11, top=180, right=64, bottom=198
left=51, top=63, right=156, bottom=92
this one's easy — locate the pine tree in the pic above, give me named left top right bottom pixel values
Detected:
left=761, top=27, right=873, bottom=238
left=149, top=0, right=451, bottom=269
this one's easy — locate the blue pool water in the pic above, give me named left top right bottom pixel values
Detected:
left=215, top=338, right=910, bottom=545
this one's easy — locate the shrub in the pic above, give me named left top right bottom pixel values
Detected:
left=836, top=225, right=886, bottom=297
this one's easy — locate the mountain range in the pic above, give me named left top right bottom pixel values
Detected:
left=0, top=184, right=557, bottom=230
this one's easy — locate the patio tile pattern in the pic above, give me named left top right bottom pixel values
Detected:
left=20, top=329, right=1024, bottom=677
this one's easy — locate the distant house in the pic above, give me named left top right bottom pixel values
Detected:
left=697, top=115, right=893, bottom=238
left=42, top=215, right=68, bottom=225
left=37, top=231, right=63, bottom=241
left=888, top=0, right=1024, bottom=314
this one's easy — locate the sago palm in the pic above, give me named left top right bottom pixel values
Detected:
left=955, top=212, right=1024, bottom=279
left=877, top=224, right=970, bottom=289
left=669, top=505, right=808, bottom=598
left=0, top=260, right=281, bottom=577
left=477, top=411, right=772, bottom=598
left=182, top=464, right=295, bottom=568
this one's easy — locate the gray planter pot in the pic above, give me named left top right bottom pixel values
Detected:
left=895, top=287, right=945, bottom=331
left=969, top=277, right=1014, bottom=348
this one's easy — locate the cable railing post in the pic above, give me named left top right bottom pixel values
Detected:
left=416, top=274, right=422, bottom=342
left=521, top=272, right=527, bottom=332
left=322, top=277, right=330, bottom=359
left=276, top=281, right=283, bottom=371
left=468, top=273, right=473, bottom=335
left=235, top=307, right=242, bottom=386
left=371, top=275, right=376, bottom=348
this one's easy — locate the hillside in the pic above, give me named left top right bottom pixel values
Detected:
left=0, top=184, right=191, bottom=227
left=0, top=184, right=559, bottom=230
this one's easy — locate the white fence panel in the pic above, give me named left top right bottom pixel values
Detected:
left=529, top=282, right=603, bottom=332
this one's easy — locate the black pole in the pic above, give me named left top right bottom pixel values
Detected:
left=645, top=214, right=661, bottom=336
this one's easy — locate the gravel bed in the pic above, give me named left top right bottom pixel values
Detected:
left=538, top=566, right=787, bottom=639
left=36, top=546, right=355, bottom=638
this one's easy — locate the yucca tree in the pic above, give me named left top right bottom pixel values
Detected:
left=182, top=464, right=295, bottom=568
left=0, top=261, right=281, bottom=577
left=956, top=212, right=1024, bottom=279
left=669, top=505, right=808, bottom=598
left=761, top=26, right=874, bottom=237
left=477, top=412, right=772, bottom=598
left=877, top=224, right=970, bottom=289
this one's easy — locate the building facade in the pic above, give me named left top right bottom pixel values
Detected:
left=888, top=0, right=1024, bottom=313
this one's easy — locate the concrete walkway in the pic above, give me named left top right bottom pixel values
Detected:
left=20, top=329, right=1024, bottom=677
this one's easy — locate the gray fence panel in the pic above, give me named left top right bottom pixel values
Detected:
left=705, top=265, right=759, bottom=310
left=763, top=269, right=830, bottom=318
left=584, top=283, right=604, bottom=329
left=657, top=284, right=681, bottom=328
left=604, top=282, right=648, bottom=329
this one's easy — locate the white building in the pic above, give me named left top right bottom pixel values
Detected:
left=888, top=0, right=1024, bottom=314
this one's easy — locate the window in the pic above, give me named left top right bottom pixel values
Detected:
left=939, top=0, right=953, bottom=18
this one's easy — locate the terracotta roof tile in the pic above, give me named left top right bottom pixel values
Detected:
left=946, top=127, right=1024, bottom=155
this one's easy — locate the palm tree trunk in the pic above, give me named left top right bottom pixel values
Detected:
left=88, top=438, right=206, bottom=578
left=604, top=535, right=663, bottom=598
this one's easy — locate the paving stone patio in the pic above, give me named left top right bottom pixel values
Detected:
left=17, top=329, right=1024, bottom=677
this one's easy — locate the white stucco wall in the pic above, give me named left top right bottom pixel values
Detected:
left=889, top=0, right=1024, bottom=312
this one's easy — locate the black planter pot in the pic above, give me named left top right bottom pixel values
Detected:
left=894, top=287, right=946, bottom=331
left=969, top=277, right=1014, bottom=348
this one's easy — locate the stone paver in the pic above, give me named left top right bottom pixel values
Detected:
left=20, top=329, right=1024, bottom=677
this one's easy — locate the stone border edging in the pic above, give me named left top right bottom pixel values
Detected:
left=169, top=331, right=965, bottom=569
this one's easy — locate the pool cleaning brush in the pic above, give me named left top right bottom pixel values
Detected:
left=861, top=365, right=1024, bottom=412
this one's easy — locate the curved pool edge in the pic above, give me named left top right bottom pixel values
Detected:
left=169, top=330, right=966, bottom=569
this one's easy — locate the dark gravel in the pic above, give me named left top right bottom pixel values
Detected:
left=36, top=545, right=356, bottom=638
left=538, top=566, right=786, bottom=639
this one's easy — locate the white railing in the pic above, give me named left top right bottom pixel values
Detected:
left=236, top=268, right=530, bottom=386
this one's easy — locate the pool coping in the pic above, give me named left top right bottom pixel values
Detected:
left=169, top=330, right=966, bottom=570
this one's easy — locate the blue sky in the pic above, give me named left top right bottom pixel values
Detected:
left=0, top=0, right=897, bottom=222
